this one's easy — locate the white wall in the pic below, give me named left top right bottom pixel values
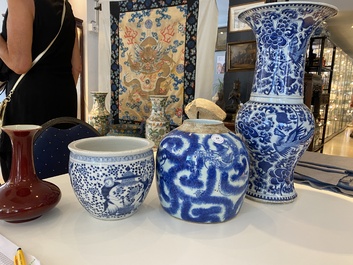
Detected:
left=70, top=0, right=99, bottom=120
left=0, top=2, right=6, bottom=29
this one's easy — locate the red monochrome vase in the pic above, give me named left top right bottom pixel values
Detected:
left=0, top=125, right=61, bottom=223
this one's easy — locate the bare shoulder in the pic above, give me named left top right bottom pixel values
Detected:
left=7, top=0, right=34, bottom=17
left=5, top=0, right=35, bottom=73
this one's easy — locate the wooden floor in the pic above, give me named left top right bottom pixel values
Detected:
left=322, top=126, right=353, bottom=158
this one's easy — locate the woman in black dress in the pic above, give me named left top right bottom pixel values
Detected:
left=0, top=0, right=82, bottom=181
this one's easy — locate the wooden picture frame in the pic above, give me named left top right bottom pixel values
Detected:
left=227, top=41, right=256, bottom=71
left=229, top=1, right=264, bottom=32
left=216, top=27, right=227, bottom=51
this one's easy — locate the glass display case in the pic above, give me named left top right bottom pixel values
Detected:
left=305, top=36, right=353, bottom=151
left=327, top=48, right=353, bottom=138
left=305, top=36, right=336, bottom=151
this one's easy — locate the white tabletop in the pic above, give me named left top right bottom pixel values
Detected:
left=1, top=175, right=353, bottom=265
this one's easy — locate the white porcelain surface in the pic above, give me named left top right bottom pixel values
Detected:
left=68, top=136, right=155, bottom=220
left=69, top=136, right=154, bottom=156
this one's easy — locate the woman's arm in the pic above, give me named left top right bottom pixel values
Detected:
left=0, top=0, right=34, bottom=74
left=71, top=29, right=82, bottom=85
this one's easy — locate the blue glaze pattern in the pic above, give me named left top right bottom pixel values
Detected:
left=235, top=2, right=337, bottom=203
left=236, top=102, right=314, bottom=202
left=239, top=2, right=337, bottom=97
left=69, top=151, right=154, bottom=220
left=156, top=125, right=249, bottom=223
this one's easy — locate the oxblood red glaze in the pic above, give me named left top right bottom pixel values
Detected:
left=0, top=125, right=61, bottom=223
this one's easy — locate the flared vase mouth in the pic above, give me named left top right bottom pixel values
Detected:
left=1, top=124, right=42, bottom=131
left=239, top=1, right=338, bottom=21
left=68, top=136, right=155, bottom=157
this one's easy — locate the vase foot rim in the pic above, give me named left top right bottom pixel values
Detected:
left=245, top=193, right=297, bottom=204
left=163, top=213, right=236, bottom=224
left=161, top=207, right=240, bottom=224
left=89, top=210, right=138, bottom=221
left=4, top=215, right=42, bottom=223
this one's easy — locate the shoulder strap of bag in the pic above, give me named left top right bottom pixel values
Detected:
left=5, top=0, right=66, bottom=102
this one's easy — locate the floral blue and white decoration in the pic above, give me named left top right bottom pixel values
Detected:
left=235, top=2, right=338, bottom=203
left=68, top=137, right=155, bottom=220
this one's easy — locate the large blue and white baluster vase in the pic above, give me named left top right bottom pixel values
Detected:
left=235, top=2, right=338, bottom=203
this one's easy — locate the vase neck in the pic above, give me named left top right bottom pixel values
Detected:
left=3, top=126, right=40, bottom=183
left=239, top=3, right=338, bottom=99
left=150, top=96, right=167, bottom=115
left=92, top=93, right=107, bottom=108
left=250, top=94, right=303, bottom=104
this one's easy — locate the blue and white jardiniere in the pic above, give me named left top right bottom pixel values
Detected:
left=68, top=136, right=155, bottom=220
left=235, top=2, right=338, bottom=203
left=156, top=119, right=250, bottom=223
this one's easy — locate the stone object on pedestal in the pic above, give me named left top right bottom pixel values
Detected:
left=185, top=98, right=226, bottom=121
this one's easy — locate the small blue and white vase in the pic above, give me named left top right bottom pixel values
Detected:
left=156, top=119, right=250, bottom=223
left=235, top=2, right=338, bottom=203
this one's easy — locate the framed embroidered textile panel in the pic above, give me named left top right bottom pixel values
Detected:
left=110, top=0, right=199, bottom=127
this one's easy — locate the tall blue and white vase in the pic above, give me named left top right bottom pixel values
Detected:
left=156, top=119, right=250, bottom=223
left=235, top=2, right=337, bottom=203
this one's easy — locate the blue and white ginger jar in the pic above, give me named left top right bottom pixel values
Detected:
left=156, top=119, right=250, bottom=223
